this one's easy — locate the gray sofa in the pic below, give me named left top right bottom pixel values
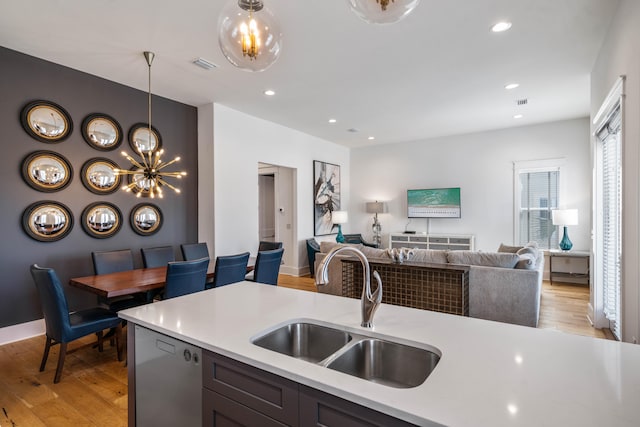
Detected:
left=315, top=241, right=545, bottom=327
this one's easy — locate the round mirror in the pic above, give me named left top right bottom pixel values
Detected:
left=21, top=151, right=73, bottom=192
left=81, top=158, right=121, bottom=194
left=82, top=113, right=123, bottom=151
left=20, top=100, right=73, bottom=143
left=126, top=167, right=156, bottom=197
left=81, top=202, right=122, bottom=239
left=128, top=123, right=162, bottom=154
left=130, top=203, right=162, bottom=236
left=22, top=201, right=73, bottom=242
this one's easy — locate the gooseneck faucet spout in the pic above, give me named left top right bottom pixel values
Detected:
left=315, top=246, right=383, bottom=328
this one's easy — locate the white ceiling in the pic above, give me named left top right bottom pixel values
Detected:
left=0, top=0, right=618, bottom=148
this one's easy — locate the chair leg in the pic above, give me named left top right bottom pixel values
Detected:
left=115, top=323, right=124, bottom=362
left=39, top=336, right=53, bottom=372
left=54, top=342, right=68, bottom=384
left=96, top=330, right=104, bottom=352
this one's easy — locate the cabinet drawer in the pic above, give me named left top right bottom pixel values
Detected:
left=203, top=351, right=298, bottom=426
left=449, top=238, right=470, bottom=244
left=391, top=235, right=409, bottom=242
left=429, top=237, right=448, bottom=243
left=429, top=244, right=449, bottom=250
left=411, top=236, right=428, bottom=242
left=203, top=388, right=288, bottom=427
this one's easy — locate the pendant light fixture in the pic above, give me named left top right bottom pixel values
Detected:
left=114, top=51, right=186, bottom=198
left=347, top=0, right=421, bottom=24
left=218, top=0, right=283, bottom=72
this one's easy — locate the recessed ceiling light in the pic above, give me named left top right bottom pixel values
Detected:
left=505, top=83, right=519, bottom=90
left=264, top=89, right=275, bottom=96
left=513, top=114, right=523, bottom=119
left=368, top=136, right=375, bottom=140
left=328, top=119, right=337, bottom=123
left=491, top=22, right=512, bottom=32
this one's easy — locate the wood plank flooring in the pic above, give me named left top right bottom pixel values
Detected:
left=0, top=276, right=611, bottom=426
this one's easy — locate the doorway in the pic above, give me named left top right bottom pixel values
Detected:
left=258, top=163, right=297, bottom=275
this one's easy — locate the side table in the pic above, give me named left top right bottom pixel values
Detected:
left=548, top=250, right=590, bottom=286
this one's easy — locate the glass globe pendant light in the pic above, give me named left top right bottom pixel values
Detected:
left=218, top=0, right=283, bottom=72
left=347, top=0, right=421, bottom=24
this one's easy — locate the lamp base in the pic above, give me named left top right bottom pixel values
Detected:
left=336, top=224, right=345, bottom=243
left=559, top=226, right=573, bottom=251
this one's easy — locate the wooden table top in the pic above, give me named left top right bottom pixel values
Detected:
left=68, top=265, right=214, bottom=299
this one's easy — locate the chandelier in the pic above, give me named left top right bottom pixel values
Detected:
left=347, top=0, right=421, bottom=24
left=218, top=0, right=282, bottom=72
left=115, top=51, right=186, bottom=198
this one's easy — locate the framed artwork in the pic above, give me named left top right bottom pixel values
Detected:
left=313, top=160, right=340, bottom=236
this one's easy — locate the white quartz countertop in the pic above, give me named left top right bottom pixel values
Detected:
left=119, top=282, right=640, bottom=427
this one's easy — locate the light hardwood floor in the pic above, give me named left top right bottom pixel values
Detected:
left=0, top=277, right=611, bottom=426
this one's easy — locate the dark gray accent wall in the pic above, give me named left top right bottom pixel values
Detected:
left=0, top=47, right=198, bottom=328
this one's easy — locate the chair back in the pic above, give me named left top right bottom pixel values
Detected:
left=258, top=241, right=283, bottom=252
left=213, top=252, right=250, bottom=288
left=181, top=242, right=210, bottom=261
left=253, top=248, right=285, bottom=285
left=164, top=258, right=210, bottom=299
left=30, top=264, right=70, bottom=342
left=306, top=238, right=320, bottom=274
left=92, top=249, right=134, bottom=275
left=141, top=246, right=175, bottom=268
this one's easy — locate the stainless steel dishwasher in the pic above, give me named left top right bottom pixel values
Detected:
left=135, top=325, right=202, bottom=426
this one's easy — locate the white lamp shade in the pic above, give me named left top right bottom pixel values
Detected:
left=366, top=201, right=387, bottom=214
left=332, top=210, right=348, bottom=224
left=552, top=209, right=578, bottom=226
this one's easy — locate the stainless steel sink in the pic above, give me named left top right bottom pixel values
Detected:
left=326, top=338, right=440, bottom=388
left=252, top=322, right=352, bottom=363
left=252, top=321, right=440, bottom=388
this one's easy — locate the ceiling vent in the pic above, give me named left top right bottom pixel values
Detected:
left=192, top=57, right=218, bottom=70
left=516, top=98, right=528, bottom=106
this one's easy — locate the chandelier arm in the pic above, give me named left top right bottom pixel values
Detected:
left=156, top=158, right=181, bottom=170
left=157, top=177, right=180, bottom=193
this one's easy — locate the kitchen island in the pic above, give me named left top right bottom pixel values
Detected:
left=119, top=281, right=640, bottom=426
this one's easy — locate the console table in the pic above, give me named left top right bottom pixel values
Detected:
left=341, top=258, right=470, bottom=316
left=389, top=233, right=475, bottom=251
left=548, top=250, right=590, bottom=286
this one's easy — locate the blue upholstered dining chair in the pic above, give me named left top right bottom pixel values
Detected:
left=180, top=242, right=210, bottom=261
left=258, top=241, right=283, bottom=252
left=163, top=257, right=210, bottom=299
left=30, top=264, right=124, bottom=383
left=252, top=248, right=285, bottom=285
left=306, top=238, right=320, bottom=275
left=141, top=245, right=175, bottom=268
left=211, top=252, right=250, bottom=289
left=91, top=248, right=145, bottom=308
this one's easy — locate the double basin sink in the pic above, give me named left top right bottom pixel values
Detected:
left=252, top=321, right=440, bottom=388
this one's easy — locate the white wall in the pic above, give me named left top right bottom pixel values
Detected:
left=211, top=104, right=350, bottom=275
left=591, top=0, right=640, bottom=343
left=350, top=118, right=591, bottom=252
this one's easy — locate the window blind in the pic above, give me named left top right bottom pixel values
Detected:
left=518, top=170, right=559, bottom=248
left=599, top=106, right=622, bottom=340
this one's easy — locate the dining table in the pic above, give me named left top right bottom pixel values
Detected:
left=69, top=260, right=254, bottom=299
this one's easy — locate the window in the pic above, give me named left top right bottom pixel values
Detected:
left=594, top=76, right=623, bottom=340
left=514, top=160, right=564, bottom=249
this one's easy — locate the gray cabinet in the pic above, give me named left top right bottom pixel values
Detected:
left=389, top=233, right=474, bottom=251
left=202, top=350, right=416, bottom=427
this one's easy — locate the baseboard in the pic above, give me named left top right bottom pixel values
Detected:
left=280, top=265, right=311, bottom=277
left=0, top=318, right=45, bottom=346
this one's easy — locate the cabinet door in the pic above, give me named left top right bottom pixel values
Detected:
left=299, top=385, right=416, bottom=427
left=203, top=388, right=288, bottom=427
left=203, top=351, right=299, bottom=426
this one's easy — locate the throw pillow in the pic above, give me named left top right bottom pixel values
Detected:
left=447, top=251, right=519, bottom=268
left=497, top=243, right=523, bottom=253
left=515, top=253, right=536, bottom=269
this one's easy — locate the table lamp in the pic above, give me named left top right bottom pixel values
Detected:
left=552, top=209, right=578, bottom=251
left=332, top=210, right=348, bottom=243
left=366, top=201, right=387, bottom=247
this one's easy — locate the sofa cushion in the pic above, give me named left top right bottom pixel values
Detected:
left=319, top=241, right=361, bottom=253
left=359, top=245, right=388, bottom=259
left=411, top=249, right=449, bottom=264
left=447, top=251, right=519, bottom=268
left=497, top=243, right=523, bottom=253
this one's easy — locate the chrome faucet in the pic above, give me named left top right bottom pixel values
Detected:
left=315, top=246, right=383, bottom=328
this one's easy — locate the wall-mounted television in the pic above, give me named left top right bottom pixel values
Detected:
left=407, top=188, right=461, bottom=218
